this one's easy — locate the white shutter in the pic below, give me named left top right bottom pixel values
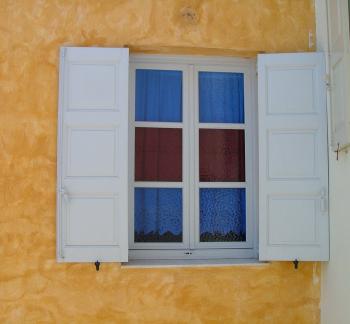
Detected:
left=57, top=47, right=129, bottom=262
left=327, top=0, right=350, bottom=150
left=258, top=53, right=329, bottom=261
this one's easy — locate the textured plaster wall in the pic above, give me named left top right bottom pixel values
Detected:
left=0, top=0, right=320, bottom=323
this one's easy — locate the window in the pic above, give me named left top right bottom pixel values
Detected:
left=57, top=47, right=329, bottom=265
left=128, top=56, right=257, bottom=260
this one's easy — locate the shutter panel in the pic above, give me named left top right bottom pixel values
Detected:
left=258, top=53, right=329, bottom=261
left=57, top=47, right=129, bottom=262
left=328, top=0, right=350, bottom=150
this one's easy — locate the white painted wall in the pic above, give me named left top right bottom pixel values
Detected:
left=315, top=1, right=350, bottom=323
left=322, top=154, right=350, bottom=324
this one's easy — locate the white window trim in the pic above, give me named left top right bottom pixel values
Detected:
left=128, top=54, right=258, bottom=260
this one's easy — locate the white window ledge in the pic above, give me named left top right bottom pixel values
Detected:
left=122, top=259, right=269, bottom=269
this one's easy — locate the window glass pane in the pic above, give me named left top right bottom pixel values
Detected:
left=134, top=188, right=182, bottom=242
left=135, top=127, right=182, bottom=181
left=200, top=188, right=246, bottom=242
left=136, top=69, right=182, bottom=122
left=199, top=72, right=244, bottom=123
left=199, top=129, right=245, bottom=182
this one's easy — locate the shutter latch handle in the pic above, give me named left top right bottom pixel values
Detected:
left=320, top=188, right=327, bottom=213
left=59, top=187, right=70, bottom=203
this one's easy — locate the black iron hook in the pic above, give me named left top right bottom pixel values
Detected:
left=293, top=259, right=299, bottom=270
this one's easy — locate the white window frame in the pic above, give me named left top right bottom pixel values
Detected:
left=128, top=55, right=258, bottom=260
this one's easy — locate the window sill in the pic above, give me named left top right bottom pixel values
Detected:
left=122, top=258, right=268, bottom=269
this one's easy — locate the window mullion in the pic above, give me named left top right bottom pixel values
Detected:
left=188, top=64, right=196, bottom=250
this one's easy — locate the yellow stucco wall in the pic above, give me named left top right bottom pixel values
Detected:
left=0, top=0, right=320, bottom=323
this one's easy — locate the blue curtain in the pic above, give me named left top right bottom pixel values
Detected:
left=199, top=72, right=244, bottom=123
left=135, top=69, right=182, bottom=122
left=200, top=188, right=246, bottom=239
left=134, top=188, right=182, bottom=238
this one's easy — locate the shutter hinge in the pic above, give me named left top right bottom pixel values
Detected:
left=325, top=73, right=331, bottom=90
left=59, top=250, right=65, bottom=259
left=61, top=47, right=67, bottom=59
